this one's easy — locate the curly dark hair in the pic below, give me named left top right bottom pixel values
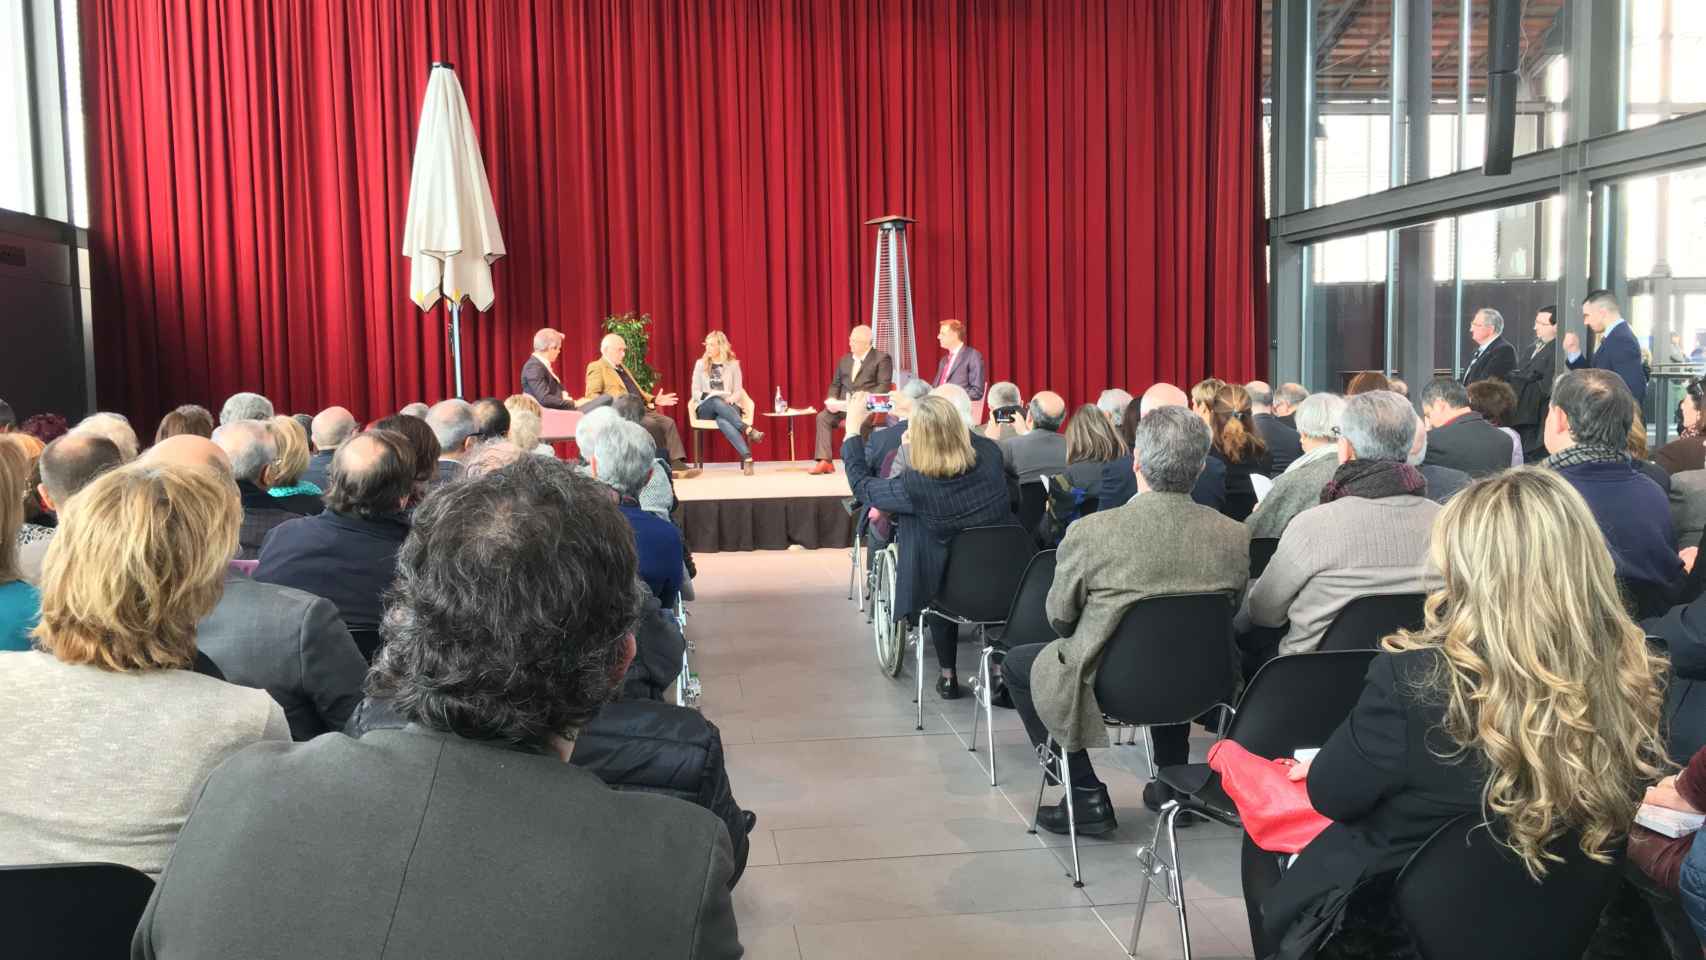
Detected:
left=366, top=456, right=642, bottom=745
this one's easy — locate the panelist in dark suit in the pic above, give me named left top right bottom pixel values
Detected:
left=1567, top=289, right=1649, bottom=407
left=1461, top=307, right=1518, bottom=385
left=1506, top=305, right=1559, bottom=462
left=930, top=319, right=985, bottom=400
left=521, top=327, right=577, bottom=410
left=811, top=324, right=893, bottom=474
left=1419, top=378, right=1513, bottom=479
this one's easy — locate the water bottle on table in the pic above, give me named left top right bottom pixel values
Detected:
left=774, top=387, right=786, bottom=414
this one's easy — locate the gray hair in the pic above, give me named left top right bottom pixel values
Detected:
left=212, top=420, right=278, bottom=483
left=574, top=406, right=621, bottom=456
left=1274, top=383, right=1311, bottom=409
left=310, top=406, right=357, bottom=450
left=1245, top=381, right=1273, bottom=407
left=1096, top=389, right=1134, bottom=425
left=590, top=419, right=656, bottom=498
left=896, top=378, right=932, bottom=402
left=1339, top=390, right=1417, bottom=463
left=1131, top=406, right=1211, bottom=494
left=986, top=381, right=1022, bottom=410
left=425, top=399, right=479, bottom=455
left=1293, top=393, right=1346, bottom=441
left=1418, top=378, right=1470, bottom=411
left=219, top=391, right=275, bottom=426
left=532, top=328, right=564, bottom=352
left=399, top=402, right=430, bottom=418
left=72, top=412, right=140, bottom=461
left=464, top=439, right=525, bottom=479
left=931, top=384, right=974, bottom=426
left=1407, top=411, right=1429, bottom=466
left=1029, top=396, right=1067, bottom=432
left=1476, top=308, right=1505, bottom=336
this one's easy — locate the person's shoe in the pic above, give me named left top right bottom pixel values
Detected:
left=741, top=459, right=754, bottom=476
left=1035, top=786, right=1118, bottom=836
left=936, top=674, right=961, bottom=700
left=672, top=466, right=702, bottom=479
left=989, top=681, right=1014, bottom=709
left=1142, top=780, right=1197, bottom=828
left=808, top=460, right=835, bottom=475
left=746, top=428, right=766, bottom=443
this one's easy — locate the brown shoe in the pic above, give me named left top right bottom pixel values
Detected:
left=746, top=428, right=766, bottom=443
left=673, top=467, right=702, bottom=480
left=741, top=459, right=754, bottom=476
left=809, top=460, right=834, bottom=475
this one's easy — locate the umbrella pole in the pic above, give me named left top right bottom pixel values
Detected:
left=448, top=298, right=465, bottom=399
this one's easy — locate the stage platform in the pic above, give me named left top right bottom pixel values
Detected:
left=676, top=461, right=856, bottom=552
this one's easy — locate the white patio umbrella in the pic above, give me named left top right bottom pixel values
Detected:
left=401, top=62, right=506, bottom=398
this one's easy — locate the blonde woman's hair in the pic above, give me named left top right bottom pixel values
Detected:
left=1064, top=404, right=1127, bottom=465
left=505, top=393, right=543, bottom=419
left=508, top=409, right=542, bottom=452
left=266, top=416, right=310, bottom=487
left=1190, top=378, right=1226, bottom=412
left=701, top=330, right=737, bottom=364
left=907, top=395, right=976, bottom=479
left=0, top=436, right=29, bottom=583
left=1383, top=467, right=1668, bottom=878
left=1209, top=383, right=1267, bottom=465
left=34, top=462, right=241, bottom=671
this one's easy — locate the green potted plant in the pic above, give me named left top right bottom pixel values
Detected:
left=602, top=312, right=658, bottom=393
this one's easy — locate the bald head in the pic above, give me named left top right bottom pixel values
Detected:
left=211, top=419, right=277, bottom=484
left=1139, top=383, right=1189, bottom=417
left=311, top=406, right=357, bottom=451
left=1027, top=391, right=1067, bottom=432
left=599, top=333, right=628, bottom=366
left=142, top=434, right=233, bottom=478
left=326, top=431, right=415, bottom=518
left=37, top=432, right=126, bottom=511
left=930, top=383, right=974, bottom=426
left=425, top=399, right=479, bottom=459
left=1245, top=381, right=1273, bottom=410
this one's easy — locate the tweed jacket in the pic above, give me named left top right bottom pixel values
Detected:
left=1031, top=491, right=1249, bottom=751
left=584, top=357, right=655, bottom=405
left=1243, top=447, right=1339, bottom=541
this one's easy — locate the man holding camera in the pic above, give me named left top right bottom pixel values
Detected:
left=811, top=325, right=893, bottom=475
left=977, top=382, right=1025, bottom=442
left=1000, top=391, right=1068, bottom=483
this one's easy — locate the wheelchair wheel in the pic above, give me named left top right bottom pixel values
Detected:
left=871, top=546, right=905, bottom=677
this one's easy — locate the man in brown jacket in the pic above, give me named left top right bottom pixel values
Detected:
left=584, top=333, right=689, bottom=468
left=1002, top=405, right=1248, bottom=834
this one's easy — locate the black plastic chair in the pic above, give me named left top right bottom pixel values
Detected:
left=1133, top=649, right=1379, bottom=959
left=1018, top=480, right=1049, bottom=546
left=1620, top=576, right=1677, bottom=621
left=1030, top=593, right=1238, bottom=888
left=1318, top=593, right=1427, bottom=652
left=912, top=525, right=1037, bottom=732
left=969, top=549, right=1057, bottom=785
left=0, top=862, right=155, bottom=959
left=1249, top=537, right=1280, bottom=580
left=1395, top=814, right=1620, bottom=960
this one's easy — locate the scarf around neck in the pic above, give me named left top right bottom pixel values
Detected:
left=1545, top=444, right=1629, bottom=472
left=1320, top=459, right=1428, bottom=504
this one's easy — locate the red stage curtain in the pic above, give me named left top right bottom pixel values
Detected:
left=82, top=0, right=1266, bottom=458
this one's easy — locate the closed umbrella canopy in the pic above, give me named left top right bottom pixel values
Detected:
left=402, top=63, right=505, bottom=312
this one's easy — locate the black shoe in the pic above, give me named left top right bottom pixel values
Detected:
left=747, top=428, right=766, bottom=443
left=1142, top=780, right=1197, bottom=828
left=989, top=681, right=1014, bottom=709
left=1035, top=786, right=1118, bottom=836
left=936, top=674, right=961, bottom=700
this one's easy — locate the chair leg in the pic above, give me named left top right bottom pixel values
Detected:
left=1141, top=725, right=1156, bottom=780
left=692, top=429, right=704, bottom=471
left=914, top=622, right=925, bottom=731
left=983, top=646, right=996, bottom=786
left=1166, top=805, right=1192, bottom=959
left=1027, top=738, right=1052, bottom=836
left=1061, top=747, right=1083, bottom=887
left=1128, top=803, right=1188, bottom=957
left=969, top=645, right=985, bottom=753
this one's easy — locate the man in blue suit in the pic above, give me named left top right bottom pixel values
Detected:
left=1566, top=289, right=1648, bottom=408
left=930, top=319, right=985, bottom=401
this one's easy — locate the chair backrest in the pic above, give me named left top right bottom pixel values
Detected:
left=1318, top=593, right=1427, bottom=652
left=997, top=550, right=1058, bottom=649
left=1249, top=537, right=1280, bottom=579
left=1395, top=814, right=1619, bottom=960
left=1092, top=593, right=1237, bottom=726
left=0, top=861, right=155, bottom=960
left=349, top=628, right=383, bottom=663
left=1251, top=473, right=1274, bottom=502
left=1017, top=480, right=1049, bottom=544
left=1225, top=650, right=1379, bottom=760
left=931, top=525, right=1037, bottom=623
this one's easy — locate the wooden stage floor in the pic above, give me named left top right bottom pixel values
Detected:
left=674, top=461, right=853, bottom=502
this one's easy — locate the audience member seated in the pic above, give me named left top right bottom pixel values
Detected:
left=978, top=381, right=1023, bottom=441
left=425, top=398, right=479, bottom=488
left=398, top=401, right=429, bottom=418
left=1101, top=383, right=1228, bottom=511
left=1627, top=744, right=1706, bottom=923
left=1420, top=378, right=1513, bottom=478
left=1246, top=380, right=1303, bottom=473
left=590, top=419, right=684, bottom=608
left=690, top=331, right=765, bottom=470
left=15, top=432, right=123, bottom=587
left=218, top=391, right=274, bottom=426
left=503, top=393, right=553, bottom=457
left=843, top=394, right=1012, bottom=700
left=264, top=415, right=325, bottom=514
left=1237, top=391, right=1441, bottom=659
left=1388, top=377, right=1409, bottom=398
left=1096, top=388, right=1134, bottom=428
left=612, top=396, right=680, bottom=519
left=0, top=459, right=289, bottom=877
left=305, top=405, right=357, bottom=489
left=1628, top=416, right=1675, bottom=495
left=133, top=458, right=743, bottom=957
left=1005, top=406, right=1247, bottom=833
left=1546, top=369, right=1683, bottom=596
left=1407, top=409, right=1471, bottom=504
left=255, top=430, right=414, bottom=647
left=1243, top=468, right=1667, bottom=959
left=1202, top=382, right=1272, bottom=522
left=1467, top=378, right=1523, bottom=467
left=212, top=419, right=295, bottom=560
left=154, top=404, right=215, bottom=444
left=72, top=411, right=139, bottom=461
left=1061, top=403, right=1126, bottom=492
left=373, top=413, right=441, bottom=508
left=1000, top=390, right=1068, bottom=483
left=1272, top=382, right=1309, bottom=429
left=471, top=396, right=510, bottom=442
left=1658, top=378, right=1706, bottom=476
left=586, top=332, right=693, bottom=471
left=1345, top=371, right=1391, bottom=395
left=0, top=437, right=40, bottom=650
left=1244, top=392, right=1347, bottom=540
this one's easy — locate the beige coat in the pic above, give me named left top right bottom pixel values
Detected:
left=1032, top=491, right=1249, bottom=751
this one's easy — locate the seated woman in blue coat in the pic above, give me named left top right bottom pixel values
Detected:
left=842, top=392, right=1013, bottom=699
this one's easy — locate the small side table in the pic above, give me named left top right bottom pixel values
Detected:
left=762, top=407, right=818, bottom=462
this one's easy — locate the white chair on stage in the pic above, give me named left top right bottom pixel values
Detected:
left=688, top=390, right=757, bottom=469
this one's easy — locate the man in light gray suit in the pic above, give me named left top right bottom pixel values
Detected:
left=1002, top=406, right=1248, bottom=835
left=1000, top=390, right=1069, bottom=483
left=133, top=457, right=741, bottom=960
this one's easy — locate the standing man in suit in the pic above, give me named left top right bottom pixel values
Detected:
left=1462, top=308, right=1517, bottom=385
left=1507, top=305, right=1559, bottom=462
left=810, top=324, right=892, bottom=475
left=1246, top=381, right=1303, bottom=473
left=931, top=319, right=985, bottom=400
left=1419, top=378, right=1513, bottom=478
left=584, top=333, right=690, bottom=470
left=1567, top=289, right=1649, bottom=408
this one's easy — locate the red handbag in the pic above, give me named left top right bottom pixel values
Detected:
left=1206, top=739, right=1333, bottom=854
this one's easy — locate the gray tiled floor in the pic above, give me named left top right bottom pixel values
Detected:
left=692, top=548, right=1255, bottom=960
